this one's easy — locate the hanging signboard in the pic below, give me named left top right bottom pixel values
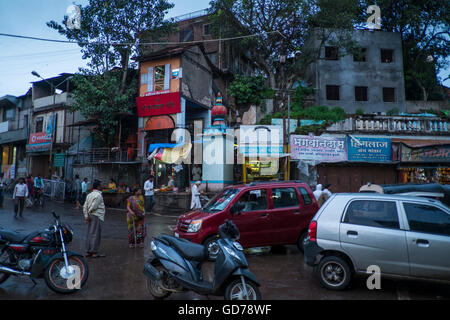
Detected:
left=401, top=144, right=450, bottom=162
left=290, top=135, right=347, bottom=162
left=347, top=137, right=391, bottom=162
left=136, top=92, right=181, bottom=117
left=54, top=153, right=65, bottom=167
left=26, top=132, right=52, bottom=152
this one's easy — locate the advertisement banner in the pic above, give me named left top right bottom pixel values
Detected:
left=290, top=135, right=347, bottom=162
left=347, top=137, right=391, bottom=162
left=137, top=92, right=181, bottom=117
left=26, top=132, right=52, bottom=152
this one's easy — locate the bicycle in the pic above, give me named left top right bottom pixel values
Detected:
left=33, top=188, right=45, bottom=208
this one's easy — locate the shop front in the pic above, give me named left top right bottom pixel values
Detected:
left=396, top=141, right=450, bottom=184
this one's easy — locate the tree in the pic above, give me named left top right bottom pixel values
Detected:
left=362, top=0, right=450, bottom=101
left=47, top=0, right=174, bottom=145
left=208, top=0, right=364, bottom=112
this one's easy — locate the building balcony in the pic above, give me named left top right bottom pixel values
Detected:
left=326, top=115, right=449, bottom=135
left=33, top=92, right=74, bottom=110
left=72, top=148, right=140, bottom=165
left=0, top=126, right=28, bottom=144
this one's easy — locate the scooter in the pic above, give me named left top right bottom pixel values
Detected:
left=143, top=220, right=261, bottom=300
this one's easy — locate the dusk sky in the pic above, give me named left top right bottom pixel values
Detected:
left=0, top=1, right=448, bottom=97
left=0, top=0, right=211, bottom=96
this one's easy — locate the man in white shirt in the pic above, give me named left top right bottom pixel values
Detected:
left=144, top=176, right=154, bottom=214
left=13, top=178, right=29, bottom=218
left=83, top=180, right=106, bottom=258
left=190, top=181, right=202, bottom=210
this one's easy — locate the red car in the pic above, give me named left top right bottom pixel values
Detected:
left=174, top=181, right=319, bottom=259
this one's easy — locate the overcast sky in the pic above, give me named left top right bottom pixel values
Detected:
left=0, top=0, right=211, bottom=96
left=0, top=0, right=448, bottom=97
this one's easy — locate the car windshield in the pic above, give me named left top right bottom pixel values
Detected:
left=202, top=188, right=240, bottom=213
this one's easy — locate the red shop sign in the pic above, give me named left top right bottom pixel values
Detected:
left=28, top=132, right=52, bottom=145
left=137, top=92, right=181, bottom=117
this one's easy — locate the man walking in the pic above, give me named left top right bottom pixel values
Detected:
left=144, top=176, right=154, bottom=214
left=83, top=180, right=106, bottom=258
left=13, top=178, right=29, bottom=218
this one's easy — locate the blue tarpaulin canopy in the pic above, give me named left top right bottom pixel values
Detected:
left=148, top=143, right=183, bottom=154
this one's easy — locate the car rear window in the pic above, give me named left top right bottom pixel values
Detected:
left=272, top=188, right=300, bottom=209
left=344, top=200, right=399, bottom=229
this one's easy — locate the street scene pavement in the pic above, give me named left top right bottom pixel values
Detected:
left=0, top=196, right=449, bottom=300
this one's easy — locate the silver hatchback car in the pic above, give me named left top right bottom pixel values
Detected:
left=304, top=193, right=450, bottom=290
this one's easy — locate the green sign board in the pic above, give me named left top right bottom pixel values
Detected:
left=54, top=153, right=65, bottom=167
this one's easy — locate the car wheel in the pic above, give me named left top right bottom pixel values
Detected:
left=297, top=231, right=308, bottom=253
left=317, top=255, right=352, bottom=291
left=203, top=236, right=220, bottom=261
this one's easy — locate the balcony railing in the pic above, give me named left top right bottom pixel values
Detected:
left=33, top=92, right=74, bottom=110
left=73, top=148, right=139, bottom=165
left=327, top=116, right=449, bottom=135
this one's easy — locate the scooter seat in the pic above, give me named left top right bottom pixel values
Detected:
left=158, top=234, right=207, bottom=262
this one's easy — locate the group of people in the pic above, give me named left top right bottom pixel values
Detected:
left=82, top=176, right=155, bottom=258
left=313, top=183, right=332, bottom=207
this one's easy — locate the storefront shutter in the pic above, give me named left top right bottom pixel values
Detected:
left=148, top=67, right=154, bottom=92
left=164, top=64, right=171, bottom=90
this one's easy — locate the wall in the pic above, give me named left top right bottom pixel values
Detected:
left=406, top=100, right=450, bottom=113
left=307, top=30, right=406, bottom=114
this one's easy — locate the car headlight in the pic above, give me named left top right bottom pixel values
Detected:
left=187, top=220, right=202, bottom=233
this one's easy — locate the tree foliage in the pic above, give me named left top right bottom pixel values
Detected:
left=47, top=0, right=174, bottom=145
left=229, top=75, right=274, bottom=106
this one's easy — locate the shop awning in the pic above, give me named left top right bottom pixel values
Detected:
left=144, top=115, right=175, bottom=131
left=392, top=138, right=450, bottom=148
left=148, top=143, right=192, bottom=164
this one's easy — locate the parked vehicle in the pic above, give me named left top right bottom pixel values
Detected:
left=304, top=193, right=450, bottom=290
left=0, top=212, right=89, bottom=294
left=174, top=181, right=319, bottom=259
left=360, top=183, right=450, bottom=206
left=144, top=220, right=261, bottom=300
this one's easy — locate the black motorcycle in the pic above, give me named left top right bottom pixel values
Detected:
left=143, top=220, right=261, bottom=300
left=0, top=212, right=89, bottom=294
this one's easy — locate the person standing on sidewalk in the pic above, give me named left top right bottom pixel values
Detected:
left=190, top=181, right=202, bottom=210
left=83, top=180, right=106, bottom=258
left=0, top=173, right=7, bottom=208
left=126, top=188, right=146, bottom=249
left=81, top=178, right=89, bottom=205
left=143, top=176, right=154, bottom=214
left=13, top=178, right=29, bottom=218
left=73, top=175, right=82, bottom=210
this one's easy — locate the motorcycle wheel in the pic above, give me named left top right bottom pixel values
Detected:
left=224, top=278, right=261, bottom=300
left=44, top=255, right=89, bottom=294
left=146, top=265, right=172, bottom=300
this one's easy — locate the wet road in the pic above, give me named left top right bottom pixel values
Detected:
left=0, top=197, right=449, bottom=300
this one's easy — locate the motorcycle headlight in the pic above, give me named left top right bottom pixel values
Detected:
left=187, top=220, right=202, bottom=233
left=151, top=241, right=157, bottom=251
left=233, top=242, right=243, bottom=251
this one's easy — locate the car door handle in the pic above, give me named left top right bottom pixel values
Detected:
left=260, top=213, right=268, bottom=217
left=415, top=239, right=430, bottom=247
left=347, top=231, right=358, bottom=237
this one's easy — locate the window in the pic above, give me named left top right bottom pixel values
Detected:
left=234, top=189, right=268, bottom=212
left=298, top=187, right=313, bottom=205
left=326, top=85, right=340, bottom=100
left=403, top=203, right=450, bottom=236
left=4, top=107, right=15, bottom=121
left=325, top=46, right=338, bottom=60
left=383, top=87, right=395, bottom=102
left=35, top=117, right=44, bottom=133
left=344, top=200, right=399, bottom=229
left=381, top=49, right=394, bottom=63
left=154, top=65, right=166, bottom=92
left=179, top=27, right=194, bottom=42
left=353, top=48, right=367, bottom=62
left=272, top=188, right=300, bottom=209
left=203, top=24, right=211, bottom=36
left=203, top=188, right=240, bottom=213
left=355, top=86, right=368, bottom=101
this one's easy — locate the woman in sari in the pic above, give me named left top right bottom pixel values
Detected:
left=126, top=188, right=146, bottom=249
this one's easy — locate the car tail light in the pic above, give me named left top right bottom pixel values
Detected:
left=308, top=221, right=317, bottom=242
